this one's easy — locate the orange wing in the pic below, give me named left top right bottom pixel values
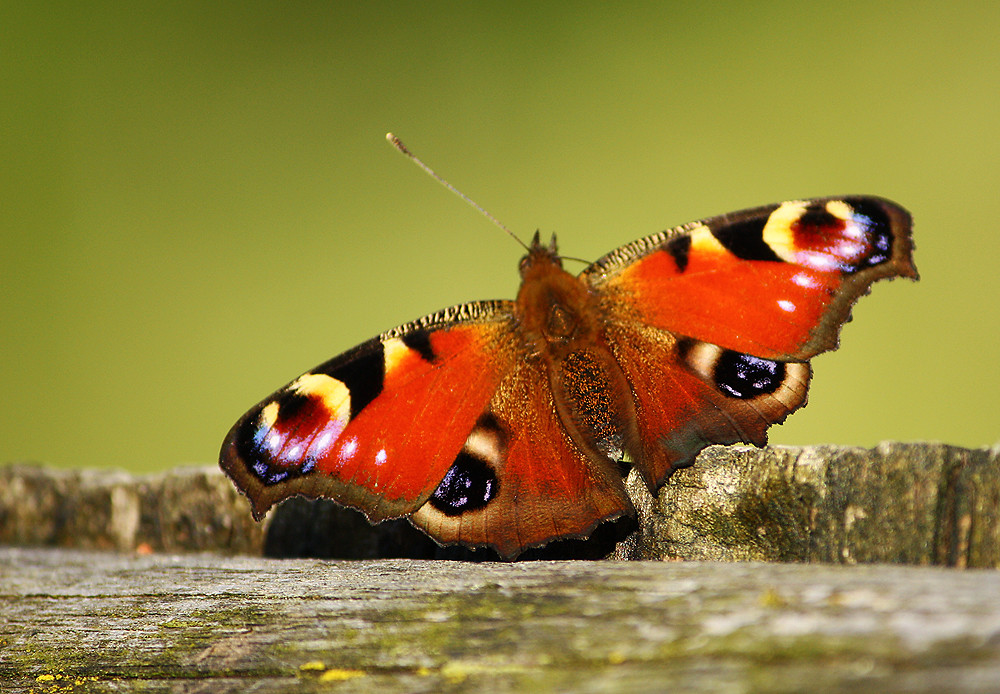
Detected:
left=584, top=197, right=916, bottom=360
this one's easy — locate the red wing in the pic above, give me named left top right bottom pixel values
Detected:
left=409, top=355, right=634, bottom=560
left=220, top=301, right=518, bottom=523
left=583, top=197, right=917, bottom=360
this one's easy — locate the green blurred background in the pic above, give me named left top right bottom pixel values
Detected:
left=3, top=2, right=997, bottom=473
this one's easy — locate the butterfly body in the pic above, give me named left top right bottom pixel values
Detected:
left=221, top=196, right=916, bottom=559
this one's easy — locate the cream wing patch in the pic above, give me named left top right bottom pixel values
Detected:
left=761, top=200, right=809, bottom=262
left=292, top=373, right=352, bottom=424
left=688, top=222, right=729, bottom=256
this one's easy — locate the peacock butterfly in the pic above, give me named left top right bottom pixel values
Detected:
left=220, top=145, right=916, bottom=560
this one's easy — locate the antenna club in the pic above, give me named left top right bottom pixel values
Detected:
left=386, top=132, right=410, bottom=156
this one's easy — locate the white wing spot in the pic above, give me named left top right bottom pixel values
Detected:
left=338, top=436, right=359, bottom=464
left=792, top=271, right=819, bottom=289
left=314, top=431, right=333, bottom=454
left=266, top=431, right=282, bottom=453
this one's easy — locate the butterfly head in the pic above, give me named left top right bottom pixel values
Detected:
left=519, top=231, right=562, bottom=279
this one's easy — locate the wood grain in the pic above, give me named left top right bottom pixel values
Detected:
left=3, top=547, right=1000, bottom=692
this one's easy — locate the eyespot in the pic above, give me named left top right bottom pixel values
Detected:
left=713, top=351, right=785, bottom=399
left=428, top=452, right=499, bottom=516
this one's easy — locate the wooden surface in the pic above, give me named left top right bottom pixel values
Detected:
left=3, top=547, right=1000, bottom=693
left=3, top=443, right=998, bottom=564
left=624, top=442, right=1000, bottom=566
left=0, top=464, right=263, bottom=555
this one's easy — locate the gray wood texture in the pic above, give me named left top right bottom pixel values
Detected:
left=621, top=442, right=1000, bottom=566
left=3, top=443, right=998, bottom=564
left=3, top=547, right=1000, bottom=693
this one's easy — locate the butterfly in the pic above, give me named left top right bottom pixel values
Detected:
left=220, top=195, right=916, bottom=560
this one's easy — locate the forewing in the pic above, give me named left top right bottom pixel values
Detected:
left=583, top=197, right=916, bottom=360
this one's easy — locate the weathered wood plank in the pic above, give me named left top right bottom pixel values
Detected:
left=622, top=442, right=1000, bottom=566
left=3, top=443, right=998, bottom=564
left=0, top=464, right=264, bottom=555
left=2, top=548, right=1000, bottom=693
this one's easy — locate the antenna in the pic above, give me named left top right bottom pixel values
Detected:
left=386, top=133, right=529, bottom=251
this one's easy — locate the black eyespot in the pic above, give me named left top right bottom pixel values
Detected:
left=429, top=453, right=499, bottom=516
left=234, top=394, right=318, bottom=487
left=272, top=389, right=309, bottom=422
left=797, top=203, right=841, bottom=231
left=715, top=351, right=785, bottom=399
left=844, top=197, right=894, bottom=269
left=251, top=459, right=290, bottom=485
left=234, top=407, right=267, bottom=471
